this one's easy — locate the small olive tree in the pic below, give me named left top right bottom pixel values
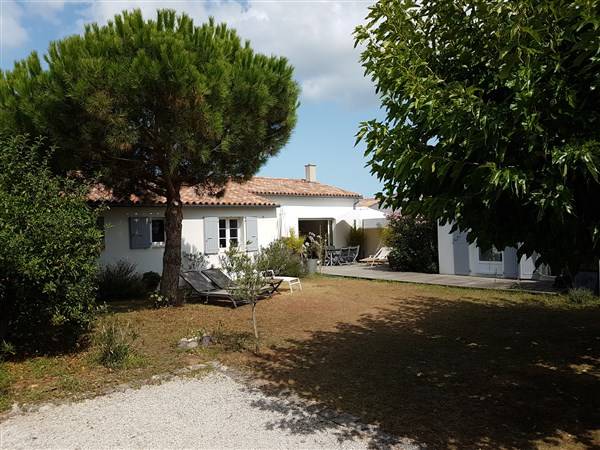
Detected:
left=220, top=247, right=266, bottom=352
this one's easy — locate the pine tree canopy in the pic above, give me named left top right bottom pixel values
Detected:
left=0, top=8, right=299, bottom=196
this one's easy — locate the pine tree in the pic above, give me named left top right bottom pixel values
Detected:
left=0, top=9, right=299, bottom=302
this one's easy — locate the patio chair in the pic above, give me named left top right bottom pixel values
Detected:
left=338, top=247, right=350, bottom=265
left=345, top=246, right=360, bottom=265
left=359, top=247, right=392, bottom=266
left=262, top=270, right=302, bottom=294
left=324, top=247, right=341, bottom=266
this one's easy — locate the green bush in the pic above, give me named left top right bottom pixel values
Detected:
left=385, top=214, right=438, bottom=273
left=94, top=318, right=139, bottom=369
left=348, top=225, right=365, bottom=248
left=0, top=135, right=103, bottom=353
left=567, top=288, right=598, bottom=305
left=282, top=228, right=305, bottom=255
left=97, top=260, right=145, bottom=301
left=256, top=239, right=305, bottom=277
left=142, top=271, right=161, bottom=292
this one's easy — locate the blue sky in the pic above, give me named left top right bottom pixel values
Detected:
left=0, top=0, right=383, bottom=196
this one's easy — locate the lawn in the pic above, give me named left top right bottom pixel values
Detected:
left=1, top=276, right=599, bottom=449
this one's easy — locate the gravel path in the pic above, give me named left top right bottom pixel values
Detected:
left=0, top=371, right=413, bottom=449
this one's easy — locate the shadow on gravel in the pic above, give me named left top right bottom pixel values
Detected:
left=249, top=296, right=600, bottom=449
left=246, top=392, right=416, bottom=449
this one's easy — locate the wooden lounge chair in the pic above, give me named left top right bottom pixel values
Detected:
left=359, top=247, right=391, bottom=266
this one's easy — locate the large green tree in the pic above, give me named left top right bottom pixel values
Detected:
left=0, top=9, right=299, bottom=301
left=355, top=0, right=600, bottom=276
left=0, top=135, right=102, bottom=351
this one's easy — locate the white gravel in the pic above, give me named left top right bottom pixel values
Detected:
left=0, top=372, right=411, bottom=449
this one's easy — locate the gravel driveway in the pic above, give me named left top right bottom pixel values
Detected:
left=0, top=371, right=415, bottom=449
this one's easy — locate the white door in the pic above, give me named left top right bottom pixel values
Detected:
left=469, top=243, right=504, bottom=276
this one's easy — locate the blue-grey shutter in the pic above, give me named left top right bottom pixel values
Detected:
left=204, top=217, right=219, bottom=254
left=129, top=217, right=151, bottom=249
left=246, top=217, right=259, bottom=252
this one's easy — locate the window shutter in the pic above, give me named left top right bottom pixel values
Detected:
left=204, top=217, right=219, bottom=254
left=129, top=217, right=151, bottom=249
left=246, top=217, right=259, bottom=252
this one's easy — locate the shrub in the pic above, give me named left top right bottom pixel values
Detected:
left=97, top=260, right=145, bottom=301
left=282, top=228, right=305, bottom=255
left=256, top=239, right=305, bottom=278
left=303, top=232, right=324, bottom=259
left=0, top=135, right=103, bottom=353
left=567, top=288, right=598, bottom=305
left=347, top=225, right=365, bottom=248
left=385, top=214, right=438, bottom=273
left=94, top=318, right=139, bottom=369
left=142, top=271, right=161, bottom=292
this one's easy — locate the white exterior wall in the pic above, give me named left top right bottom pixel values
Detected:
left=437, top=222, right=455, bottom=275
left=437, top=223, right=539, bottom=279
left=100, top=206, right=278, bottom=273
left=265, top=195, right=359, bottom=248
left=99, top=195, right=369, bottom=273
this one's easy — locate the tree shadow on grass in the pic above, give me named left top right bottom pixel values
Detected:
left=250, top=296, right=600, bottom=449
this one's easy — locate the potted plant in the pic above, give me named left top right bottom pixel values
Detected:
left=303, top=232, right=323, bottom=274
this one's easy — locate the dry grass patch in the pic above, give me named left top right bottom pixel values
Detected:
left=1, top=276, right=599, bottom=450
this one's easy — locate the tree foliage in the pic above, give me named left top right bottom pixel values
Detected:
left=0, top=135, right=102, bottom=352
left=0, top=9, right=299, bottom=301
left=355, top=0, right=600, bottom=275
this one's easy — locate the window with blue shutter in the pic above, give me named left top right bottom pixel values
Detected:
left=204, top=217, right=219, bottom=254
left=129, top=217, right=151, bottom=249
left=246, top=217, right=258, bottom=251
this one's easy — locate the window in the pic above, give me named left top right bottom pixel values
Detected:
left=219, top=218, right=240, bottom=248
left=151, top=219, right=165, bottom=244
left=478, top=247, right=502, bottom=262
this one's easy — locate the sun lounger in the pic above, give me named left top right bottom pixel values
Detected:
left=359, top=247, right=391, bottom=266
left=179, top=270, right=241, bottom=307
left=263, top=270, right=302, bottom=294
left=202, top=268, right=282, bottom=297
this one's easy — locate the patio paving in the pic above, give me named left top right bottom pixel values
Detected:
left=321, top=264, right=557, bottom=294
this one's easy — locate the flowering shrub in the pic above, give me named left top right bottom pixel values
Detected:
left=303, top=232, right=323, bottom=259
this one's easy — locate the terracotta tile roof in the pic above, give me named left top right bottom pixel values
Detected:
left=245, top=177, right=361, bottom=198
left=88, top=176, right=360, bottom=206
left=357, top=197, right=380, bottom=208
left=88, top=182, right=278, bottom=207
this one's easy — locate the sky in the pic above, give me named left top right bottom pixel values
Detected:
left=0, top=0, right=384, bottom=197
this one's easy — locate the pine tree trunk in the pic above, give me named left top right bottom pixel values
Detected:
left=160, top=182, right=183, bottom=306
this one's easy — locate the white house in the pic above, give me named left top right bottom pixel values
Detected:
left=437, top=222, right=541, bottom=279
left=92, top=164, right=386, bottom=273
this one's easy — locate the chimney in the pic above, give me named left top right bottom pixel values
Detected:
left=304, top=164, right=317, bottom=182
